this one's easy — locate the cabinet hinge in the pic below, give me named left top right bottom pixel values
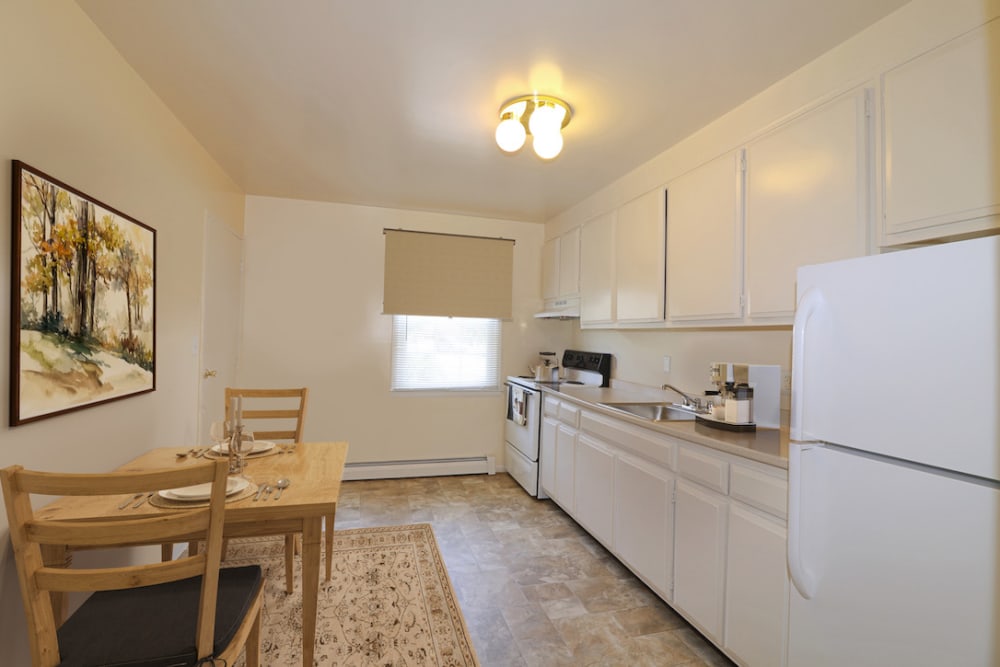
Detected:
left=739, top=154, right=747, bottom=172
left=864, top=93, right=872, bottom=118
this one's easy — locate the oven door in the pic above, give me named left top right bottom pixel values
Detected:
left=505, top=383, right=539, bottom=461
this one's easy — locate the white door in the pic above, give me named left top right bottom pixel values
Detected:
left=198, top=213, right=243, bottom=444
left=673, top=478, right=728, bottom=643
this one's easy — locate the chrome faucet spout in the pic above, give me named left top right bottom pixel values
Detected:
left=661, top=384, right=702, bottom=410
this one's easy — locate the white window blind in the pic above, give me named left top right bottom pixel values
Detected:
left=383, top=229, right=514, bottom=319
left=391, top=315, right=501, bottom=391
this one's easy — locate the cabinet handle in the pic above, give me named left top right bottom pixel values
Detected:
left=203, top=369, right=218, bottom=378
left=787, top=443, right=817, bottom=599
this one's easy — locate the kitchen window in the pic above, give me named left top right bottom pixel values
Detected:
left=390, top=315, right=501, bottom=391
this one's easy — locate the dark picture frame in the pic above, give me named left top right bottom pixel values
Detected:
left=10, top=161, right=156, bottom=426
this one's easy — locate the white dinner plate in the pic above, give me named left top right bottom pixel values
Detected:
left=160, top=476, right=250, bottom=501
left=210, top=440, right=275, bottom=455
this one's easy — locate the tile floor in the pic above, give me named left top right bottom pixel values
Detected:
left=334, top=473, right=736, bottom=667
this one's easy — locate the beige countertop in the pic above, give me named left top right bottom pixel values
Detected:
left=545, top=383, right=789, bottom=469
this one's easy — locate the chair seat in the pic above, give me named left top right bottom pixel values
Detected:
left=56, top=565, right=262, bottom=667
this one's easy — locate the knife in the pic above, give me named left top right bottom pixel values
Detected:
left=132, top=492, right=154, bottom=509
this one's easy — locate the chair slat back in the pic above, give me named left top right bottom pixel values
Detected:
left=0, top=460, right=230, bottom=666
left=225, top=387, right=308, bottom=442
left=29, top=511, right=210, bottom=547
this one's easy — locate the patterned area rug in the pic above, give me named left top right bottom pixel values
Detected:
left=227, top=524, right=479, bottom=666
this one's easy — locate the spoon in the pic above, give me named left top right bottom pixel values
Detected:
left=273, top=478, right=290, bottom=500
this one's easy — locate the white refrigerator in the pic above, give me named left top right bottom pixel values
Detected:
left=787, top=235, right=1000, bottom=666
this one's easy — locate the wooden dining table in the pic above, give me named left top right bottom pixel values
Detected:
left=34, top=440, right=349, bottom=667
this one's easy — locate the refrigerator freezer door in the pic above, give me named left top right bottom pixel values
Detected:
left=793, top=235, right=1000, bottom=480
left=787, top=444, right=1000, bottom=666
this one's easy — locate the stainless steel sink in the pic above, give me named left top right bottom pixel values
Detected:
left=598, top=402, right=698, bottom=422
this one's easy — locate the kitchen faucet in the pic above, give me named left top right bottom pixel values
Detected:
left=661, top=384, right=702, bottom=410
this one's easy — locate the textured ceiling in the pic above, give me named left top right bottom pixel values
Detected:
left=77, top=0, right=909, bottom=222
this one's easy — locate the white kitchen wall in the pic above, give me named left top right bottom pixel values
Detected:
left=0, top=1, right=245, bottom=661
left=552, top=0, right=999, bottom=397
left=584, top=328, right=792, bottom=397
left=241, top=195, right=572, bottom=466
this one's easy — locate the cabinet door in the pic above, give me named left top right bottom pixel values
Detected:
left=559, top=227, right=580, bottom=297
left=554, top=423, right=576, bottom=511
left=724, top=503, right=789, bottom=667
left=580, top=211, right=616, bottom=325
left=673, top=478, right=728, bottom=643
left=541, top=237, right=560, bottom=300
left=540, top=416, right=559, bottom=497
left=614, top=452, right=674, bottom=599
left=574, top=433, right=615, bottom=546
left=667, top=151, right=744, bottom=323
left=745, top=88, right=870, bottom=322
left=882, top=20, right=1000, bottom=243
left=616, top=188, right=665, bottom=323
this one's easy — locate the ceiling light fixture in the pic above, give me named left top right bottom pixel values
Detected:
left=495, top=95, right=572, bottom=160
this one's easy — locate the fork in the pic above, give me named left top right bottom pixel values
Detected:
left=118, top=493, right=144, bottom=510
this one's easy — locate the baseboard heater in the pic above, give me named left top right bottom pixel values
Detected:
left=342, top=455, right=497, bottom=481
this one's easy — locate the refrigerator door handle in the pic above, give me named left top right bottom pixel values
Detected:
left=790, top=287, right=823, bottom=441
left=788, top=442, right=818, bottom=599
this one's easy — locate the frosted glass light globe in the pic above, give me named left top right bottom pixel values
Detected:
left=533, top=130, right=563, bottom=160
left=528, top=101, right=562, bottom=137
left=495, top=115, right=526, bottom=152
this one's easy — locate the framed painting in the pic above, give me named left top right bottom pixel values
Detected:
left=10, top=161, right=156, bottom=426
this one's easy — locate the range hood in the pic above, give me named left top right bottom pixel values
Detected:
left=534, top=297, right=580, bottom=320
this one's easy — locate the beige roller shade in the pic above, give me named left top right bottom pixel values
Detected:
left=383, top=229, right=514, bottom=319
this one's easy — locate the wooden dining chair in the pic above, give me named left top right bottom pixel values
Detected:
left=224, top=386, right=321, bottom=591
left=1, top=460, right=264, bottom=667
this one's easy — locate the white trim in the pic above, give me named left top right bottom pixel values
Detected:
left=342, top=456, right=498, bottom=481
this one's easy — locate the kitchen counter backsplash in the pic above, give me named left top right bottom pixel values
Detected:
left=549, top=379, right=789, bottom=468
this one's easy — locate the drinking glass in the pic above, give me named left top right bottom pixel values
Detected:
left=209, top=421, right=230, bottom=450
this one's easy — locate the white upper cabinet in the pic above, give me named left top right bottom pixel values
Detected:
left=666, top=150, right=744, bottom=324
left=579, top=210, right=616, bottom=325
left=580, top=190, right=667, bottom=328
left=744, top=88, right=871, bottom=322
left=541, top=237, right=560, bottom=300
left=615, top=188, right=666, bottom=324
left=881, top=19, right=1000, bottom=245
left=541, top=227, right=581, bottom=300
left=559, top=227, right=580, bottom=297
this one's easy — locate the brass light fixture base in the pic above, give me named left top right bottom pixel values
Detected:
left=497, top=94, right=573, bottom=131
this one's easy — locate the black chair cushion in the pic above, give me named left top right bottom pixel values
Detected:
left=56, top=565, right=262, bottom=667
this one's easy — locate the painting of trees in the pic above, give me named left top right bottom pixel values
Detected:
left=11, top=161, right=155, bottom=425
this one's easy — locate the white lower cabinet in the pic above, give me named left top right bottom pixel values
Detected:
left=539, top=415, right=558, bottom=498
left=542, top=396, right=580, bottom=513
left=574, top=433, right=615, bottom=546
left=673, top=477, right=728, bottom=644
left=539, top=398, right=788, bottom=667
left=724, top=503, right=789, bottom=667
left=554, top=423, right=576, bottom=512
left=613, top=452, right=674, bottom=599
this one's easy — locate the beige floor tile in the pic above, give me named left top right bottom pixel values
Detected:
left=335, top=474, right=735, bottom=667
